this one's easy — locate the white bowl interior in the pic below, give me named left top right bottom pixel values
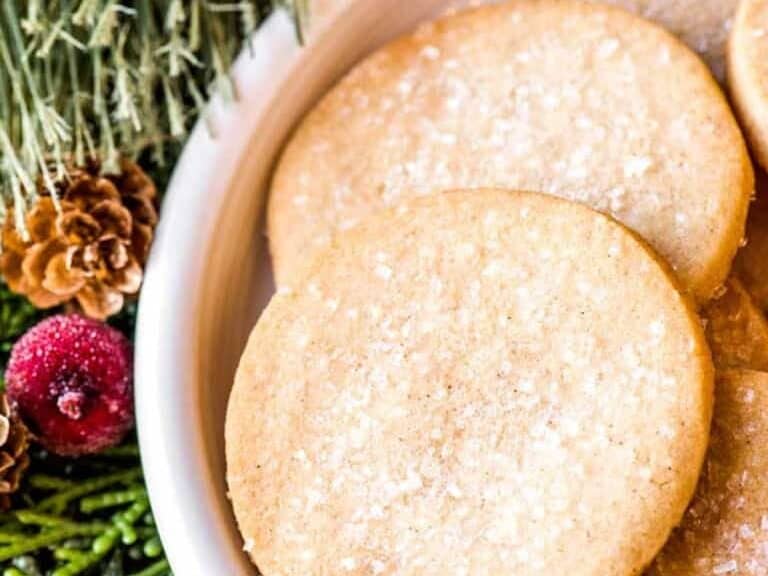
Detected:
left=135, top=1, right=464, bottom=573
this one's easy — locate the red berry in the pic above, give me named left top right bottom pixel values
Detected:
left=5, top=314, right=133, bottom=456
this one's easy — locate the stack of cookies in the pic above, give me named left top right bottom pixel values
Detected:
left=226, top=1, right=768, bottom=574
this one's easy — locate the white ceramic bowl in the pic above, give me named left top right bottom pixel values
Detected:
left=134, top=1, right=462, bottom=573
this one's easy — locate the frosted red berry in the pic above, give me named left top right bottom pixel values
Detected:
left=4, top=314, right=133, bottom=456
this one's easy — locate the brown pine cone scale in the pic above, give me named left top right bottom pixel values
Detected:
left=0, top=393, right=30, bottom=509
left=0, top=159, right=157, bottom=320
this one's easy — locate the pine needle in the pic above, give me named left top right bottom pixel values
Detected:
left=0, top=0, right=306, bottom=229
left=0, top=441, right=167, bottom=574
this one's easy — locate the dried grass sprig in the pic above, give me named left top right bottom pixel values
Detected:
left=0, top=0, right=307, bottom=230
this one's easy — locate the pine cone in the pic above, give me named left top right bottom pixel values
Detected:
left=0, top=159, right=158, bottom=320
left=0, top=392, right=30, bottom=509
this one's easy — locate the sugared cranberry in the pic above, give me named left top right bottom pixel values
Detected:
left=5, top=314, right=133, bottom=456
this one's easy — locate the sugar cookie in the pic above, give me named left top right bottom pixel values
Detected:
left=702, top=276, right=768, bottom=371
left=268, top=0, right=752, bottom=302
left=649, top=369, right=768, bottom=575
left=311, top=0, right=737, bottom=79
left=729, top=0, right=768, bottom=171
left=230, top=190, right=713, bottom=575
left=599, top=0, right=737, bottom=80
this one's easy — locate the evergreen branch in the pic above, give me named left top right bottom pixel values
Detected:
left=0, top=0, right=307, bottom=229
left=130, top=558, right=169, bottom=576
left=80, top=487, right=147, bottom=513
left=35, top=468, right=143, bottom=514
left=0, top=439, right=169, bottom=574
left=27, top=475, right=77, bottom=491
left=0, top=523, right=105, bottom=561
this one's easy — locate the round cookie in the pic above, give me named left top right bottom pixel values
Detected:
left=729, top=0, right=768, bottom=172
left=268, top=0, right=752, bottom=303
left=702, top=276, right=768, bottom=371
left=649, top=369, right=768, bottom=575
left=229, top=190, right=713, bottom=575
left=598, top=0, right=737, bottom=80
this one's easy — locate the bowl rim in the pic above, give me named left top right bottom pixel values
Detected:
left=134, top=9, right=303, bottom=575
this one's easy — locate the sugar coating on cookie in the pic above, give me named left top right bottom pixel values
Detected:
left=648, top=369, right=768, bottom=575
left=310, top=0, right=739, bottom=81
left=269, top=0, right=752, bottom=302
left=702, top=276, right=768, bottom=371
left=309, top=0, right=737, bottom=79
left=729, top=0, right=768, bottom=172
left=598, top=0, right=737, bottom=79
left=230, top=190, right=713, bottom=575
